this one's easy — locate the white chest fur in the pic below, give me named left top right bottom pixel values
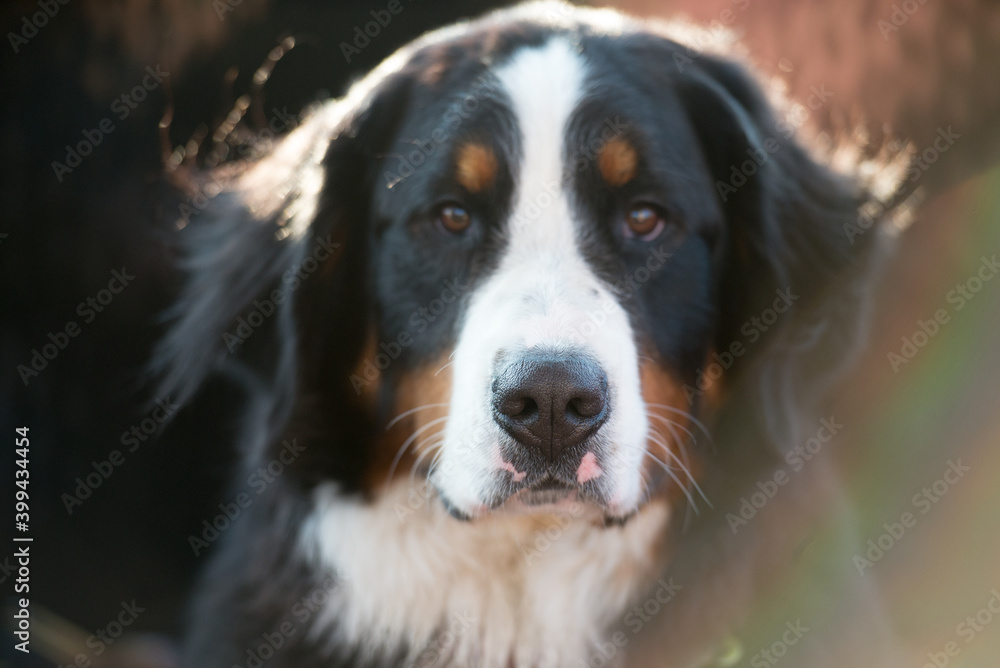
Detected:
left=300, top=481, right=671, bottom=667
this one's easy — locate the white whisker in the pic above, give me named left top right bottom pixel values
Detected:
left=409, top=437, right=445, bottom=485
left=647, top=423, right=713, bottom=509
left=386, top=416, right=450, bottom=483
left=634, top=435, right=700, bottom=515
left=385, top=403, right=450, bottom=431
left=647, top=412, right=699, bottom=451
left=646, top=402, right=713, bottom=443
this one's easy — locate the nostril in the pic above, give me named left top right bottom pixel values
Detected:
left=519, top=397, right=538, bottom=417
left=492, top=351, right=609, bottom=458
left=568, top=395, right=603, bottom=419
left=499, top=395, right=538, bottom=419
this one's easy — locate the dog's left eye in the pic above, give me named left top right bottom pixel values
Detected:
left=436, top=203, right=472, bottom=235
left=622, top=204, right=668, bottom=241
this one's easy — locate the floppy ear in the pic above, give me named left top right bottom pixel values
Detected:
left=676, top=54, right=890, bottom=451
left=153, top=70, right=413, bottom=431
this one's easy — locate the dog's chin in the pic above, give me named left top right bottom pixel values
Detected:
left=502, top=480, right=583, bottom=512
left=437, top=478, right=635, bottom=526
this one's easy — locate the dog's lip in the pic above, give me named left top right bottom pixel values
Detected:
left=437, top=478, right=636, bottom=525
left=492, top=474, right=601, bottom=511
left=510, top=481, right=576, bottom=507
left=527, top=476, right=576, bottom=493
left=499, top=472, right=578, bottom=501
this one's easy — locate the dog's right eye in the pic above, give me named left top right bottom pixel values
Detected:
left=436, top=203, right=472, bottom=235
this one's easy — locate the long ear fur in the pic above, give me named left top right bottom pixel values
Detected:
left=152, top=64, right=414, bottom=442
left=628, top=44, right=902, bottom=666
left=675, top=54, right=894, bottom=454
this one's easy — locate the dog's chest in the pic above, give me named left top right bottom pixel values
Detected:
left=301, top=482, right=670, bottom=667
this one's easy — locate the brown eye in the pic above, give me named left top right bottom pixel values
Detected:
left=437, top=204, right=471, bottom=235
left=624, top=204, right=666, bottom=240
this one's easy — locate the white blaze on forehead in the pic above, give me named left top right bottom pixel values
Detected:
left=437, top=37, right=649, bottom=516
left=494, top=37, right=585, bottom=254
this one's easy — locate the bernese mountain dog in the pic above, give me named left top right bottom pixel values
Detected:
left=156, top=3, right=904, bottom=666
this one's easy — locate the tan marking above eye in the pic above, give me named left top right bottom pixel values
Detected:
left=598, top=137, right=637, bottom=187
left=455, top=143, right=498, bottom=193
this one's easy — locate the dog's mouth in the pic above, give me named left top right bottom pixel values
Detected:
left=488, top=472, right=621, bottom=522
left=435, top=469, right=635, bottom=525
left=509, top=476, right=578, bottom=506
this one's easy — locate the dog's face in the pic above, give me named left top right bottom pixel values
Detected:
left=371, top=34, right=724, bottom=521
left=160, top=3, right=871, bottom=528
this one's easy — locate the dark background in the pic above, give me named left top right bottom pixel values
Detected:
left=2, top=1, right=999, bottom=666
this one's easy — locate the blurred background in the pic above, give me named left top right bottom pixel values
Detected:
left=1, top=0, right=998, bottom=666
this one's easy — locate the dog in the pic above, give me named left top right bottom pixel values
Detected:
left=156, top=3, right=904, bottom=666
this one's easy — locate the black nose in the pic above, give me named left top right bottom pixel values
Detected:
left=492, top=351, right=609, bottom=460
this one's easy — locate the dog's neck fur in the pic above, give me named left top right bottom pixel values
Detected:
left=300, top=480, right=672, bottom=667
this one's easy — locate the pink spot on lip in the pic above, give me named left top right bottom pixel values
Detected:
left=500, top=460, right=526, bottom=482
left=577, top=451, right=603, bottom=484
left=492, top=450, right=526, bottom=482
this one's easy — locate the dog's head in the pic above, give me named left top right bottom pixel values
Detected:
left=158, top=3, right=879, bottom=525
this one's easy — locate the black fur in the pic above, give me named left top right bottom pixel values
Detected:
left=155, top=4, right=896, bottom=666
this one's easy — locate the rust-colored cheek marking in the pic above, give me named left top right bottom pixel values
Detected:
left=455, top=143, right=498, bottom=193
left=362, top=353, right=454, bottom=492
left=639, top=360, right=704, bottom=507
left=598, top=137, right=637, bottom=187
